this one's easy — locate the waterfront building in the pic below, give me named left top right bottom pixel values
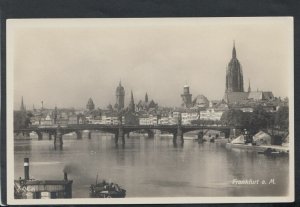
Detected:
left=181, top=112, right=199, bottom=125
left=200, top=108, right=224, bottom=121
left=40, top=114, right=53, bottom=126
left=115, top=82, right=125, bottom=111
left=68, top=114, right=78, bottom=125
left=138, top=114, right=159, bottom=125
left=181, top=85, right=192, bottom=108
left=86, top=98, right=95, bottom=111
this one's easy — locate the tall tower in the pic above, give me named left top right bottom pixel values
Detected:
left=225, top=42, right=244, bottom=92
left=181, top=85, right=192, bottom=108
left=128, top=90, right=135, bottom=112
left=145, top=93, right=148, bottom=103
left=116, top=81, right=125, bottom=111
left=20, top=96, right=26, bottom=111
left=86, top=98, right=95, bottom=111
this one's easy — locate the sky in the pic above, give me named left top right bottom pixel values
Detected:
left=8, top=18, right=293, bottom=110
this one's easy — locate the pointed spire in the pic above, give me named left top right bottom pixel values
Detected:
left=248, top=79, right=251, bottom=92
left=119, top=80, right=122, bottom=86
left=130, top=90, right=134, bottom=103
left=232, top=40, right=236, bottom=58
left=145, top=92, right=148, bottom=102
left=129, top=90, right=135, bottom=112
left=20, top=96, right=25, bottom=111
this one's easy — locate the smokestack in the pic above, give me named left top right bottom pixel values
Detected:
left=64, top=172, right=68, bottom=181
left=24, top=158, right=29, bottom=180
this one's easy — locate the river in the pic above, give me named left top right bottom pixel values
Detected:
left=14, top=132, right=289, bottom=198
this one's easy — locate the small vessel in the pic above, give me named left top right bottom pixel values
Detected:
left=258, top=148, right=288, bottom=157
left=89, top=174, right=126, bottom=198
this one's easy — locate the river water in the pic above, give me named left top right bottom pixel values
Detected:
left=14, top=132, right=289, bottom=198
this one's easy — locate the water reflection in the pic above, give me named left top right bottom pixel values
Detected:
left=14, top=132, right=289, bottom=198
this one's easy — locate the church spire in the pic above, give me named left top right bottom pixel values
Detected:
left=248, top=79, right=251, bottom=92
left=232, top=40, right=236, bottom=58
left=129, top=90, right=135, bottom=112
left=20, top=96, right=26, bottom=111
left=145, top=92, right=148, bottom=102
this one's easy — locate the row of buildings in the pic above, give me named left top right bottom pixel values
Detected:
left=17, top=42, right=288, bottom=127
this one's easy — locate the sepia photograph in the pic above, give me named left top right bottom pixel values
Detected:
left=6, top=17, right=294, bottom=204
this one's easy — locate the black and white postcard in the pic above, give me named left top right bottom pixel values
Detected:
left=6, top=17, right=294, bottom=204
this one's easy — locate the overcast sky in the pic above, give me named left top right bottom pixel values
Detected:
left=8, top=18, right=293, bottom=110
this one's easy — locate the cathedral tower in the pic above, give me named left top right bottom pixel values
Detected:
left=225, top=42, right=244, bottom=92
left=116, top=81, right=125, bottom=111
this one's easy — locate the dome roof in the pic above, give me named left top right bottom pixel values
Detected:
left=193, top=95, right=209, bottom=106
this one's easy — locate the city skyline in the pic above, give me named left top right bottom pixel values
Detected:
left=9, top=18, right=292, bottom=109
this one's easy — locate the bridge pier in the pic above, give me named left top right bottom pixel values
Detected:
left=118, top=127, right=125, bottom=145
left=36, top=131, right=43, bottom=140
left=198, top=131, right=204, bottom=143
left=49, top=132, right=55, bottom=140
left=88, top=131, right=92, bottom=139
left=54, top=129, right=63, bottom=147
left=75, top=131, right=82, bottom=139
left=146, top=129, right=154, bottom=138
left=126, top=133, right=130, bottom=138
left=114, top=133, right=119, bottom=145
left=177, top=127, right=184, bottom=143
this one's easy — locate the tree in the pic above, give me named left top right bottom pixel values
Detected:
left=14, top=111, right=32, bottom=129
left=248, top=105, right=270, bottom=134
left=275, top=106, right=289, bottom=131
left=220, top=109, right=246, bottom=127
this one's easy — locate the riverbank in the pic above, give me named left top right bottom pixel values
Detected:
left=226, top=143, right=289, bottom=153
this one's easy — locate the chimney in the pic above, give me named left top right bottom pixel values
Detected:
left=24, top=158, right=29, bottom=180
left=64, top=172, right=68, bottom=181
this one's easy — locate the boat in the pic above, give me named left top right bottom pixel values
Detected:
left=258, top=148, right=289, bottom=157
left=89, top=175, right=126, bottom=198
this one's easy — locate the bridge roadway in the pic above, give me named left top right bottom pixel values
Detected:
left=14, top=124, right=241, bottom=147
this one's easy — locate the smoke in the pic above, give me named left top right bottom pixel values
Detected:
left=63, top=164, right=80, bottom=174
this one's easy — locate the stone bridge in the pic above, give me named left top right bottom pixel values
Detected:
left=14, top=124, right=243, bottom=147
